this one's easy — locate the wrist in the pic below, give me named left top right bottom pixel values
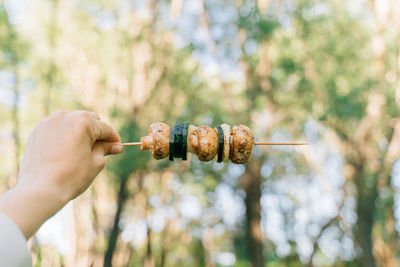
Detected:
left=0, top=177, right=70, bottom=239
left=17, top=170, right=72, bottom=208
left=17, top=182, right=68, bottom=210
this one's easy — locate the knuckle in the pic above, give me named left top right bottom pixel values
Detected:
left=52, top=110, right=68, bottom=118
left=81, top=111, right=91, bottom=118
left=75, top=110, right=90, bottom=117
left=71, top=110, right=88, bottom=120
left=90, top=112, right=100, bottom=119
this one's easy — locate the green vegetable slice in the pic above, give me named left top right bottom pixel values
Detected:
left=173, top=121, right=183, bottom=158
left=169, top=127, right=175, bottom=161
left=182, top=122, right=189, bottom=160
left=216, top=125, right=224, bottom=163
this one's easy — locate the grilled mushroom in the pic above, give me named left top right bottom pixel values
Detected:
left=140, top=122, right=170, bottom=159
left=189, top=126, right=219, bottom=161
left=229, top=124, right=254, bottom=164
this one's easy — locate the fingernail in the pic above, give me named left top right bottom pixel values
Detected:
left=111, top=144, right=123, bottom=154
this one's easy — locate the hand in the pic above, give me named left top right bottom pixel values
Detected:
left=0, top=110, right=123, bottom=239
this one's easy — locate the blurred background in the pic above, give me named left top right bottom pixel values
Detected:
left=1, top=0, right=400, bottom=266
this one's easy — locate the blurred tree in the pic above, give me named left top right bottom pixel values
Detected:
left=250, top=0, right=400, bottom=266
left=0, top=2, right=27, bottom=186
left=1, top=0, right=400, bottom=266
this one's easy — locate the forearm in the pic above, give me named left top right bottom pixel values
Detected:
left=0, top=183, right=66, bottom=239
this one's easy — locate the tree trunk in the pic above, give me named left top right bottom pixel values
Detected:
left=354, top=164, right=377, bottom=267
left=160, top=245, right=166, bottom=267
left=160, top=223, right=170, bottom=267
left=242, top=160, right=264, bottom=267
left=104, top=178, right=128, bottom=267
left=144, top=228, right=154, bottom=267
left=44, top=0, right=58, bottom=116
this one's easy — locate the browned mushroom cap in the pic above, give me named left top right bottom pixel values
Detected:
left=229, top=124, right=254, bottom=164
left=140, top=122, right=170, bottom=159
left=189, top=126, right=219, bottom=161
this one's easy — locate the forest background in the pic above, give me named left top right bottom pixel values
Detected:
left=1, top=0, right=400, bottom=266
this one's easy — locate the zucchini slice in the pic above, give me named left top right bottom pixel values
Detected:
left=220, top=123, right=230, bottom=162
left=182, top=122, right=189, bottom=160
left=216, top=125, right=224, bottom=163
left=169, top=127, right=175, bottom=161
left=173, top=121, right=183, bottom=158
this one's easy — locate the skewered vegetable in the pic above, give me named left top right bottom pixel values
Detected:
left=229, top=124, right=254, bottom=164
left=220, top=123, right=230, bottom=162
left=216, top=125, right=224, bottom=163
left=139, top=122, right=170, bottom=159
left=127, top=121, right=307, bottom=164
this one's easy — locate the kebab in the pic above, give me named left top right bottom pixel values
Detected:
left=121, top=122, right=308, bottom=164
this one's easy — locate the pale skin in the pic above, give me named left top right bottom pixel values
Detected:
left=0, top=110, right=124, bottom=239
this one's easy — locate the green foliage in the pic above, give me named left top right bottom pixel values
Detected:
left=0, top=6, right=27, bottom=66
left=238, top=2, right=278, bottom=42
left=107, top=113, right=150, bottom=180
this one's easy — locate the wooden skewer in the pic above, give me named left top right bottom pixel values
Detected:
left=121, top=141, right=309, bottom=146
left=253, top=141, right=309, bottom=146
left=122, top=142, right=141, bottom=146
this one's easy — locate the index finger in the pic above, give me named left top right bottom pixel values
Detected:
left=90, top=119, right=121, bottom=144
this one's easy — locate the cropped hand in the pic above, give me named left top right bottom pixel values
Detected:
left=0, top=110, right=123, bottom=238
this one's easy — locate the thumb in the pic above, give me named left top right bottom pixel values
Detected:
left=93, top=141, right=124, bottom=156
